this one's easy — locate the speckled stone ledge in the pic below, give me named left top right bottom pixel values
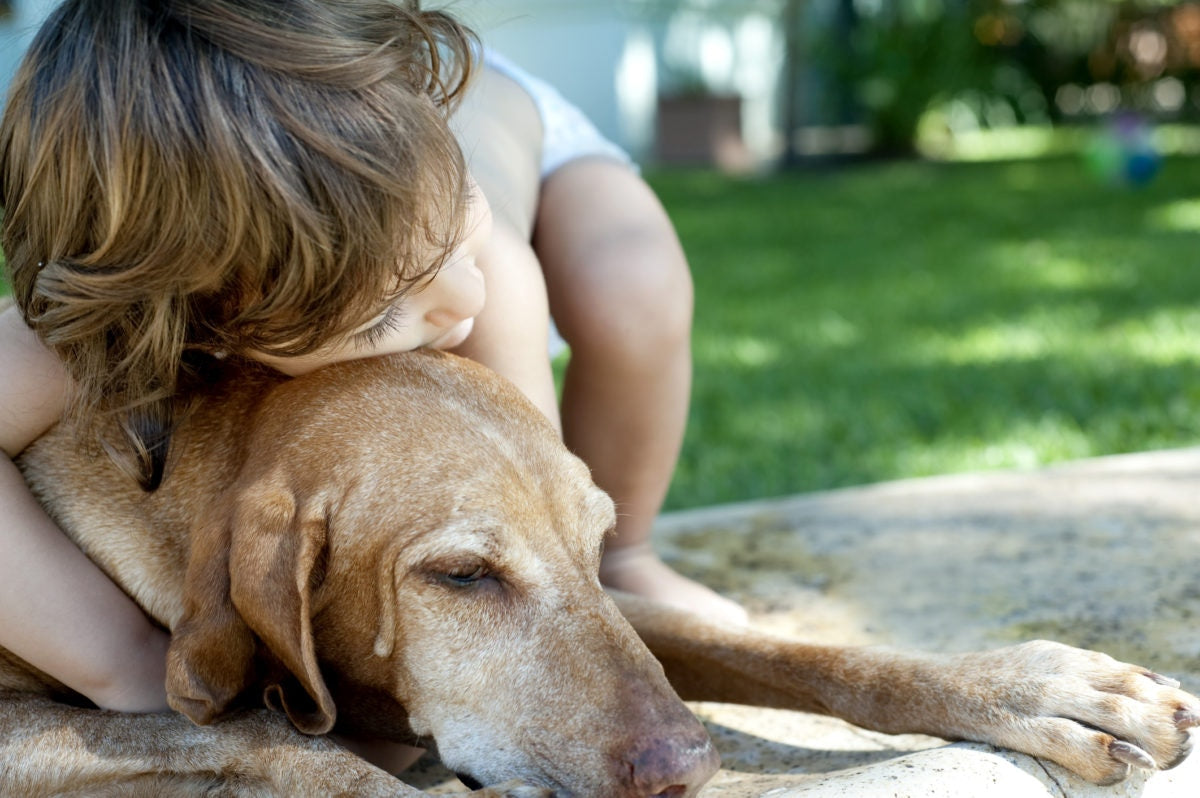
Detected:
left=696, top=739, right=1200, bottom=797
left=658, top=446, right=1200, bottom=796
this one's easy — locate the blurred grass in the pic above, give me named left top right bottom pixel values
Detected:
left=651, top=157, right=1200, bottom=510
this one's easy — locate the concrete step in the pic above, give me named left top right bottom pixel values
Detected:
left=656, top=446, right=1200, bottom=796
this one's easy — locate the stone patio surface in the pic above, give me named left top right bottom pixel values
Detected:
left=406, top=446, right=1200, bottom=796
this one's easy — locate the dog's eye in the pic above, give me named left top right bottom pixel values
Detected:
left=442, top=565, right=487, bottom=587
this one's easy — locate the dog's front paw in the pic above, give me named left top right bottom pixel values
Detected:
left=958, top=640, right=1199, bottom=784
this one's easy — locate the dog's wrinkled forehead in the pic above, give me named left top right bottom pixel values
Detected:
left=427, top=459, right=615, bottom=558
left=270, top=352, right=616, bottom=545
left=257, top=352, right=564, bottom=470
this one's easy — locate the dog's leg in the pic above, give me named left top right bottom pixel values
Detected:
left=0, top=695, right=556, bottom=797
left=0, top=695, right=404, bottom=796
left=615, top=591, right=1200, bottom=785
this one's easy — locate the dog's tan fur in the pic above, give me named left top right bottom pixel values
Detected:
left=1, top=351, right=1195, bottom=796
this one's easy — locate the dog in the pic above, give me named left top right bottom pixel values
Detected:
left=1, top=350, right=1196, bottom=797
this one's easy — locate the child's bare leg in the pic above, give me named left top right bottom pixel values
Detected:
left=533, top=160, right=746, bottom=625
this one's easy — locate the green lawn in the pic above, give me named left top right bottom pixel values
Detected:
left=653, top=157, right=1200, bottom=510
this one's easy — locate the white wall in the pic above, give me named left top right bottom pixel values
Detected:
left=457, top=1, right=655, bottom=159
left=460, top=0, right=786, bottom=165
left=0, top=0, right=56, bottom=107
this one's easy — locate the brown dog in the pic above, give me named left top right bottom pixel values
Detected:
left=1, top=350, right=1196, bottom=797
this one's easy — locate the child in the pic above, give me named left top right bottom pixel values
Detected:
left=0, top=0, right=481, bottom=717
left=1, top=0, right=742, bottom=733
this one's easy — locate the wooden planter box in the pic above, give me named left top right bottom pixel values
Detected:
left=655, top=93, right=748, bottom=170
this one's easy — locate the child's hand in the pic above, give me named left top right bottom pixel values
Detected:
left=87, top=626, right=170, bottom=714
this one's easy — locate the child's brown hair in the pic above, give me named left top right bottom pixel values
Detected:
left=0, top=0, right=476, bottom=488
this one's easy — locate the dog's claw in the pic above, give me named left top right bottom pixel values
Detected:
left=1145, top=670, right=1182, bottom=688
left=1109, top=740, right=1157, bottom=770
left=1175, top=707, right=1200, bottom=729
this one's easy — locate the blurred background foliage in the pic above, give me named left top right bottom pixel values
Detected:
left=787, top=0, right=1200, bottom=157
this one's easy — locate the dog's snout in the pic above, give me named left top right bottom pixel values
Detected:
left=623, top=734, right=720, bottom=798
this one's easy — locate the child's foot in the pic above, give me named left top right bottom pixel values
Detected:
left=599, top=542, right=749, bottom=626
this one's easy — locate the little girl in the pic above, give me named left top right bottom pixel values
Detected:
left=0, top=0, right=743, bottom=734
left=0, top=0, right=482, bottom=717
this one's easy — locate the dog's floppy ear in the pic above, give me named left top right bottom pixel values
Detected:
left=229, top=487, right=336, bottom=734
left=166, top=508, right=256, bottom=725
left=167, top=483, right=337, bottom=735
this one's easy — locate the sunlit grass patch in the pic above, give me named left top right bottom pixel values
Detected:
left=651, top=156, right=1200, bottom=509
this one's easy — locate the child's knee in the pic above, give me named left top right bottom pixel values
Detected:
left=567, top=240, right=693, bottom=364
left=630, top=252, right=693, bottom=354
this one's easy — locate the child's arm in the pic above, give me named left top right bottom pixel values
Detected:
left=449, top=220, right=561, bottom=431
left=0, top=304, right=170, bottom=712
left=448, top=67, right=560, bottom=430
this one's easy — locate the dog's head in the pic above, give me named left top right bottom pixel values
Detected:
left=164, top=350, right=716, bottom=795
